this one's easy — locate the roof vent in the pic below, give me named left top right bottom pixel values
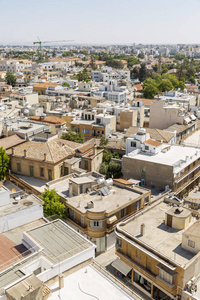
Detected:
left=87, top=201, right=94, bottom=209
left=174, top=208, right=183, bottom=214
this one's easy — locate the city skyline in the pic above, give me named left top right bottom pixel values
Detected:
left=1, top=0, right=200, bottom=45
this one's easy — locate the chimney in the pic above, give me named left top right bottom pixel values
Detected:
left=24, top=149, right=27, bottom=157
left=93, top=144, right=98, bottom=156
left=11, top=147, right=15, bottom=155
left=69, top=181, right=73, bottom=197
left=141, top=223, right=145, bottom=236
left=44, top=153, right=47, bottom=161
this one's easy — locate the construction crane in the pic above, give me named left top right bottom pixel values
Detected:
left=33, top=37, right=74, bottom=62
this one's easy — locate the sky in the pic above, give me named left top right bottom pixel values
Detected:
left=0, top=0, right=200, bottom=45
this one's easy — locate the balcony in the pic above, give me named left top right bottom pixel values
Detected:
left=68, top=215, right=87, bottom=230
left=174, top=161, right=200, bottom=183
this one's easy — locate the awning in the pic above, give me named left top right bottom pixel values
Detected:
left=111, top=258, right=132, bottom=276
left=190, top=114, right=196, bottom=121
left=107, top=215, right=117, bottom=224
left=184, top=117, right=191, bottom=124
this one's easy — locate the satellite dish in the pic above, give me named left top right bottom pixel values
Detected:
left=12, top=188, right=16, bottom=193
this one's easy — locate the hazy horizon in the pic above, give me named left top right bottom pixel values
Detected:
left=1, top=0, right=200, bottom=45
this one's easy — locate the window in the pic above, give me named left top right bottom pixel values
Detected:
left=29, top=165, right=34, bottom=177
left=64, top=167, right=69, bottom=175
left=116, top=238, right=122, bottom=248
left=48, top=169, right=52, bottom=181
left=69, top=209, right=75, bottom=219
left=145, top=145, right=149, bottom=150
left=188, top=239, right=195, bottom=248
left=146, top=257, right=151, bottom=271
left=90, top=220, right=102, bottom=228
left=136, top=249, right=141, bottom=259
left=17, top=162, right=21, bottom=172
left=81, top=215, right=84, bottom=226
left=101, top=131, right=104, bottom=134
left=131, top=141, right=136, bottom=147
left=40, top=167, right=44, bottom=177
left=82, top=129, right=90, bottom=134
left=85, top=160, right=89, bottom=170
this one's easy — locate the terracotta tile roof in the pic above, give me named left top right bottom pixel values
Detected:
left=33, top=82, right=59, bottom=89
left=125, top=127, right=174, bottom=143
left=83, top=148, right=103, bottom=159
left=7, top=138, right=81, bottom=163
left=113, top=178, right=133, bottom=185
left=76, top=143, right=93, bottom=154
left=144, top=138, right=162, bottom=147
left=133, top=84, right=143, bottom=91
left=136, top=98, right=158, bottom=106
left=29, top=116, right=66, bottom=125
left=0, top=135, right=25, bottom=150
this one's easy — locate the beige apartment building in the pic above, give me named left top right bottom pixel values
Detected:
left=114, top=200, right=200, bottom=300
left=149, top=100, right=196, bottom=130
left=123, top=129, right=200, bottom=197
left=46, top=174, right=151, bottom=253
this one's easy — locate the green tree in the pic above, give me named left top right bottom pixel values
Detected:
left=5, top=72, right=16, bottom=86
left=143, top=78, right=159, bottom=99
left=99, top=138, right=108, bottom=147
left=62, top=82, right=70, bottom=88
left=107, top=161, right=122, bottom=179
left=41, top=189, right=66, bottom=218
left=138, top=52, right=145, bottom=59
left=138, top=63, right=148, bottom=82
left=76, top=68, right=90, bottom=82
left=61, top=129, right=85, bottom=143
left=62, top=51, right=73, bottom=57
left=0, top=147, right=10, bottom=180
left=179, top=81, right=185, bottom=91
left=158, top=79, right=173, bottom=92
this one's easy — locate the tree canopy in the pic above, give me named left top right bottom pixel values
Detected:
left=75, top=68, right=90, bottom=82
left=99, top=150, right=121, bottom=179
left=0, top=147, right=10, bottom=180
left=142, top=74, right=185, bottom=99
left=62, top=82, right=70, bottom=88
left=61, top=129, right=85, bottom=143
left=5, top=72, right=16, bottom=86
left=41, top=189, right=66, bottom=218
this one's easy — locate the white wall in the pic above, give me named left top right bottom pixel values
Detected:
left=0, top=205, right=43, bottom=233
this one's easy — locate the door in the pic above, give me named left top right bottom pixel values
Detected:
left=167, top=215, right=172, bottom=227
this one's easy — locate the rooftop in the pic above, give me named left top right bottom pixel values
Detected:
left=125, top=127, right=174, bottom=143
left=52, top=178, right=148, bottom=214
left=0, top=134, right=25, bottom=149
left=118, top=202, right=196, bottom=266
left=29, top=115, right=66, bottom=125
left=26, top=220, right=92, bottom=263
left=7, top=138, right=81, bottom=163
left=126, top=145, right=200, bottom=174
left=49, top=264, right=135, bottom=300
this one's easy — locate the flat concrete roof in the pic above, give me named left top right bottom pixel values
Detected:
left=126, top=145, right=200, bottom=174
left=67, top=185, right=148, bottom=214
left=119, top=202, right=196, bottom=266
left=70, top=177, right=94, bottom=185
left=3, top=219, right=46, bottom=245
left=49, top=264, right=135, bottom=300
left=27, top=220, right=92, bottom=263
left=0, top=193, right=43, bottom=217
left=13, top=174, right=47, bottom=193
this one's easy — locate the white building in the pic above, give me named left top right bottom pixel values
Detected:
left=93, top=79, right=127, bottom=103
